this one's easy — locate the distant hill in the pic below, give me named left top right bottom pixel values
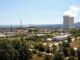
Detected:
left=30, top=24, right=62, bottom=29
left=31, top=23, right=80, bottom=29
left=75, top=22, right=80, bottom=29
left=0, top=22, right=80, bottom=30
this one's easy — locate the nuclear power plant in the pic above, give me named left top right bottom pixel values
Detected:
left=63, top=6, right=80, bottom=29
left=63, top=15, right=75, bottom=29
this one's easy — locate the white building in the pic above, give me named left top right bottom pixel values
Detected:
left=53, top=33, right=70, bottom=41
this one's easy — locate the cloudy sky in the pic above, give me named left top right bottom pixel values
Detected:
left=0, top=0, right=80, bottom=25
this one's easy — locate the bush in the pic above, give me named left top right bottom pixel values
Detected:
left=0, top=39, right=32, bottom=60
left=32, top=49, right=37, bottom=54
left=37, top=52, right=42, bottom=57
left=53, top=52, right=64, bottom=60
left=44, top=55, right=51, bottom=60
left=68, top=56, right=75, bottom=60
left=12, top=40, right=32, bottom=60
left=0, top=40, right=19, bottom=60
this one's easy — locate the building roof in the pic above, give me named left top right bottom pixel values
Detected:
left=53, top=33, right=70, bottom=41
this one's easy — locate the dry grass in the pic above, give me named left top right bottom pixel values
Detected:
left=32, top=54, right=44, bottom=60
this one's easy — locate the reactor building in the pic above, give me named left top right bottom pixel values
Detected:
left=63, top=15, right=75, bottom=29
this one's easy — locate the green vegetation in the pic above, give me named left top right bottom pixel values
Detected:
left=0, top=39, right=32, bottom=60
left=0, top=29, right=80, bottom=60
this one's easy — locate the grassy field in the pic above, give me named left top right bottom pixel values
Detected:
left=32, top=54, right=44, bottom=60
left=32, top=52, right=53, bottom=60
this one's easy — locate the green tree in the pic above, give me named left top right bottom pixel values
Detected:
left=77, top=47, right=80, bottom=60
left=37, top=44, right=45, bottom=52
left=68, top=56, right=75, bottom=60
left=62, top=47, right=69, bottom=57
left=28, top=29, right=33, bottom=33
left=69, top=47, right=76, bottom=57
left=0, top=40, right=19, bottom=60
left=62, top=42, right=70, bottom=48
left=70, top=29, right=79, bottom=40
left=53, top=52, right=64, bottom=60
left=67, top=36, right=72, bottom=43
left=12, top=40, right=32, bottom=60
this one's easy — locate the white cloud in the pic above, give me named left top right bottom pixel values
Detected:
left=64, top=6, right=80, bottom=17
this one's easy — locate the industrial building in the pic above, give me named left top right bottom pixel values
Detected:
left=63, top=15, right=75, bottom=29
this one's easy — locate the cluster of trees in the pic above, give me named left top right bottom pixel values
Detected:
left=33, top=40, right=80, bottom=60
left=0, top=39, right=32, bottom=60
left=0, top=29, right=80, bottom=60
left=70, top=29, right=80, bottom=40
left=28, top=29, right=38, bottom=33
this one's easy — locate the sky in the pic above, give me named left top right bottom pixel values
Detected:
left=0, top=0, right=80, bottom=25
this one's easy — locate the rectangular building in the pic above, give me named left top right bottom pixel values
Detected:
left=63, top=15, right=74, bottom=29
